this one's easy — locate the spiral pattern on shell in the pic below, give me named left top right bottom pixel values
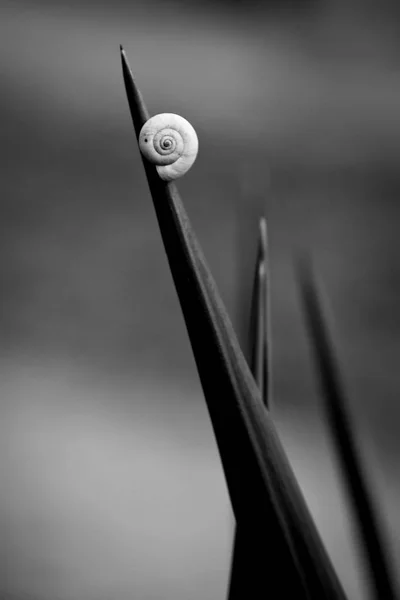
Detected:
left=139, top=113, right=199, bottom=181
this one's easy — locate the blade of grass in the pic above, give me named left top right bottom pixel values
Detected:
left=249, top=216, right=272, bottom=409
left=296, top=255, right=398, bottom=600
left=227, top=217, right=273, bottom=599
left=121, top=47, right=347, bottom=599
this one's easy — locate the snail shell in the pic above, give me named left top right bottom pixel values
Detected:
left=139, top=113, right=199, bottom=181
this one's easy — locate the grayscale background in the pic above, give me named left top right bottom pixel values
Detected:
left=1, top=1, right=400, bottom=598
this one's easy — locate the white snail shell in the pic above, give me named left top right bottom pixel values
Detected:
left=138, top=113, right=199, bottom=181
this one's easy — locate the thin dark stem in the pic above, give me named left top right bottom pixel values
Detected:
left=121, top=47, right=347, bottom=599
left=249, top=217, right=272, bottom=409
left=296, top=256, right=398, bottom=600
left=228, top=217, right=273, bottom=599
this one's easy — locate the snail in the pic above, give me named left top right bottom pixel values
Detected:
left=138, top=113, right=199, bottom=181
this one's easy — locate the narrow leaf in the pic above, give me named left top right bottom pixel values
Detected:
left=248, top=216, right=272, bottom=409
left=227, top=217, right=273, bottom=599
left=296, top=255, right=398, bottom=600
left=121, top=47, right=347, bottom=599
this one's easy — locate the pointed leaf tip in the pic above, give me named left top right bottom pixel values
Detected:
left=120, top=49, right=150, bottom=137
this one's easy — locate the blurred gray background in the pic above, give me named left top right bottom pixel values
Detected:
left=2, top=0, right=400, bottom=598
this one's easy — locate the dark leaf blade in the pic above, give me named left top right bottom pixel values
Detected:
left=120, top=45, right=150, bottom=130
left=227, top=217, right=273, bottom=599
left=296, top=256, right=398, bottom=600
left=121, top=48, right=347, bottom=599
left=249, top=216, right=272, bottom=409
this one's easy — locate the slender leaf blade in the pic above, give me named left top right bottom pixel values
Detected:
left=121, top=48, right=347, bottom=599
left=296, top=256, right=398, bottom=600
